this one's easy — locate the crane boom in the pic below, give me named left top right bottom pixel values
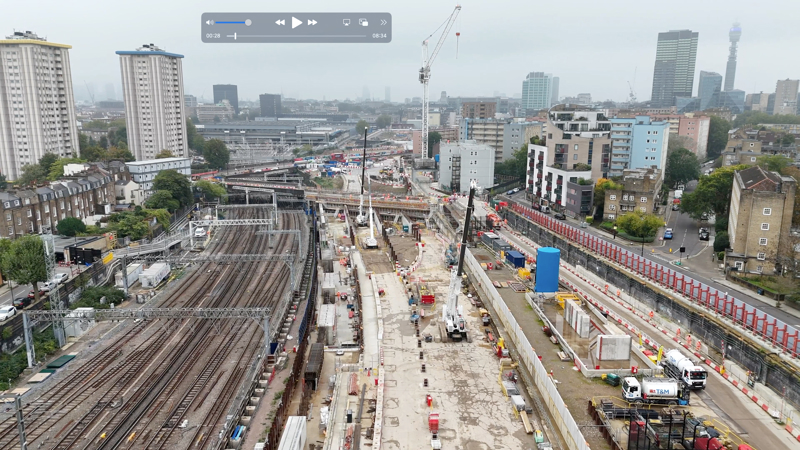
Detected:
left=443, top=181, right=474, bottom=341
left=419, top=5, right=461, bottom=159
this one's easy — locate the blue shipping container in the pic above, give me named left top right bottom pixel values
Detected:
left=535, top=247, right=560, bottom=292
left=506, top=250, right=525, bottom=268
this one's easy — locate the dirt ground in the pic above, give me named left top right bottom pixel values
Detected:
left=470, top=246, right=617, bottom=450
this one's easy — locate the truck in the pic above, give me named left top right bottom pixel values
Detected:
left=660, top=349, right=707, bottom=389
left=621, top=377, right=690, bottom=406
left=674, top=189, right=683, bottom=200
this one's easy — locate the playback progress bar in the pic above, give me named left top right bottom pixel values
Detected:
left=202, top=12, right=392, bottom=43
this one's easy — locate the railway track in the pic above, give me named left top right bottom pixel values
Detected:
left=0, top=208, right=305, bottom=450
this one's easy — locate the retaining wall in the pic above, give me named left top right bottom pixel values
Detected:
left=464, top=250, right=590, bottom=450
left=505, top=206, right=800, bottom=410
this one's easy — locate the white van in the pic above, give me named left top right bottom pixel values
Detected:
left=194, top=227, right=206, bottom=238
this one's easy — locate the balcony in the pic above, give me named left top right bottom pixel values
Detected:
left=611, top=156, right=629, bottom=163
left=610, top=133, right=631, bottom=139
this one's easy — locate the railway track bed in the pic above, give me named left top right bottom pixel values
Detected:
left=0, top=209, right=307, bottom=450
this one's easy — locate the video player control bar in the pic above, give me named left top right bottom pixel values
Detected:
left=202, top=12, right=392, bottom=43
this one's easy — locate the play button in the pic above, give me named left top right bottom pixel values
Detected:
left=291, top=17, right=302, bottom=29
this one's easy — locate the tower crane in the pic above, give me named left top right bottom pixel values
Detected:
left=419, top=5, right=461, bottom=159
left=443, top=181, right=475, bottom=341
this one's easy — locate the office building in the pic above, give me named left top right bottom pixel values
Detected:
left=718, top=89, right=746, bottom=114
left=385, top=86, right=391, bottom=103
left=184, top=94, right=198, bottom=108
left=125, top=157, right=191, bottom=194
left=726, top=165, right=796, bottom=274
left=603, top=168, right=663, bottom=221
left=362, top=86, right=370, bottom=102
left=746, top=92, right=770, bottom=113
left=460, top=118, right=505, bottom=162
left=521, top=72, right=554, bottom=112
left=607, top=116, right=670, bottom=178
left=0, top=31, right=79, bottom=180
left=461, top=102, right=496, bottom=119
left=260, top=94, right=282, bottom=118
left=117, top=44, right=188, bottom=160
left=551, top=77, right=560, bottom=105
left=774, top=79, right=799, bottom=115
left=194, top=100, right=235, bottom=122
left=526, top=106, right=612, bottom=207
left=577, top=93, right=592, bottom=105
left=503, top=121, right=544, bottom=160
left=724, top=23, right=742, bottom=92
left=697, top=71, right=722, bottom=110
left=438, top=140, right=495, bottom=194
left=650, top=30, right=699, bottom=107
left=213, top=84, right=239, bottom=114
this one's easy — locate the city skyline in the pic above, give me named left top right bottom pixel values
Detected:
left=2, top=0, right=797, bottom=104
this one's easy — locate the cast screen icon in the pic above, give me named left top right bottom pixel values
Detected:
left=343, top=19, right=351, bottom=26
left=359, top=18, right=368, bottom=26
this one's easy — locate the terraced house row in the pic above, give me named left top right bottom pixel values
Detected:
left=0, top=168, right=115, bottom=238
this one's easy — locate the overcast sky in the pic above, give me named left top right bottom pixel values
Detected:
left=4, top=0, right=798, bottom=103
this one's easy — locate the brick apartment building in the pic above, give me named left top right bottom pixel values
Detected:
left=726, top=165, right=797, bottom=274
left=603, top=168, right=663, bottom=221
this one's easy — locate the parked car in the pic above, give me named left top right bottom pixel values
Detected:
left=700, top=212, right=709, bottom=221
left=532, top=203, right=541, bottom=211
left=28, top=289, right=46, bottom=299
left=664, top=228, right=674, bottom=239
left=12, top=297, right=30, bottom=309
left=699, top=228, right=710, bottom=241
left=0, top=305, right=16, bottom=321
left=194, top=227, right=206, bottom=238
left=672, top=203, right=679, bottom=211
left=41, top=280, right=58, bottom=292
left=554, top=212, right=566, bottom=220
left=53, top=273, right=68, bottom=284
left=506, top=189, right=515, bottom=195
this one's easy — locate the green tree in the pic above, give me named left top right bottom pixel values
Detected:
left=0, top=174, right=7, bottom=190
left=679, top=165, right=747, bottom=220
left=145, top=190, right=180, bottom=212
left=713, top=232, right=730, bottom=252
left=732, top=111, right=800, bottom=128
left=495, top=144, right=527, bottom=179
left=48, top=157, right=86, bottom=181
left=17, top=164, right=48, bottom=186
left=106, top=146, right=135, bottom=162
left=375, top=115, right=392, bottom=129
left=195, top=180, right=227, bottom=201
left=108, top=126, right=127, bottom=148
left=38, top=153, right=59, bottom=175
left=99, top=135, right=109, bottom=149
left=78, top=133, right=90, bottom=152
left=707, top=116, right=731, bottom=159
left=427, top=131, right=442, bottom=150
left=56, top=217, right=86, bottom=237
left=593, top=178, right=622, bottom=219
left=756, top=155, right=792, bottom=173
left=1, top=236, right=47, bottom=303
left=155, top=149, right=175, bottom=159
left=616, top=211, right=663, bottom=239
left=781, top=134, right=796, bottom=146
left=667, top=134, right=693, bottom=154
left=203, top=139, right=230, bottom=170
left=152, top=170, right=192, bottom=207
left=355, top=120, right=369, bottom=136
left=81, top=145, right=107, bottom=162
left=665, top=148, right=701, bottom=188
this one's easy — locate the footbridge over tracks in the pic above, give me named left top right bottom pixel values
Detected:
left=306, top=191, right=433, bottom=220
left=221, top=178, right=305, bottom=197
left=110, top=230, right=190, bottom=259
